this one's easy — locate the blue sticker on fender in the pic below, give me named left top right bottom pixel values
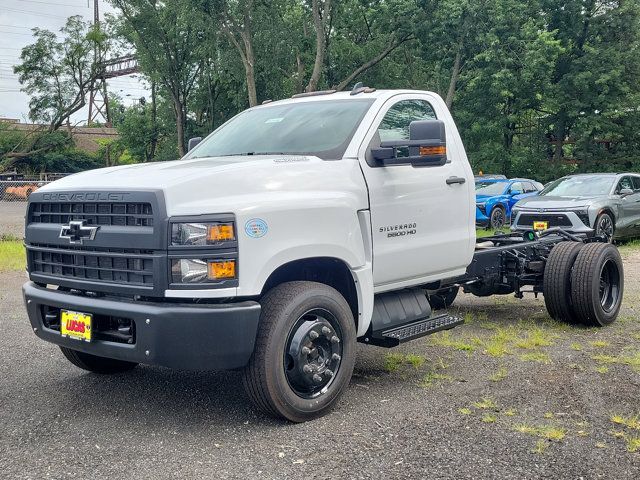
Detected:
left=245, top=218, right=268, bottom=238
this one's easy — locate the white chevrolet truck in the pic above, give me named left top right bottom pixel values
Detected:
left=23, top=88, right=624, bottom=422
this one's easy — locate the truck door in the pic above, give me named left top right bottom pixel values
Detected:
left=358, top=94, right=474, bottom=289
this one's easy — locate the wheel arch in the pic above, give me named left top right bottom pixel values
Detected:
left=260, top=256, right=368, bottom=333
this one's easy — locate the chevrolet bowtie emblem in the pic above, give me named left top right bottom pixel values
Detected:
left=59, top=220, right=99, bottom=244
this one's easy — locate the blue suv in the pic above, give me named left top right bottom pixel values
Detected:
left=476, top=178, right=543, bottom=229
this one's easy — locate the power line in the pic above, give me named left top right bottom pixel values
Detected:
left=0, top=31, right=36, bottom=37
left=15, top=0, right=90, bottom=7
left=3, top=6, right=71, bottom=20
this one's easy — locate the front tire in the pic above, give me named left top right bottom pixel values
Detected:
left=594, top=212, right=615, bottom=243
left=489, top=205, right=506, bottom=230
left=60, top=347, right=138, bottom=374
left=242, top=281, right=356, bottom=422
left=570, top=243, right=623, bottom=326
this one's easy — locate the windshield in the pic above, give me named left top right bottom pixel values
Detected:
left=186, top=99, right=374, bottom=160
left=540, top=176, right=615, bottom=197
left=476, top=181, right=508, bottom=196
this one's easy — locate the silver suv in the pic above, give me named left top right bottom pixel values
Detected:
left=511, top=173, right=640, bottom=242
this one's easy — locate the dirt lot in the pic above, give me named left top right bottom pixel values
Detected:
left=0, top=201, right=27, bottom=238
left=0, top=247, right=638, bottom=479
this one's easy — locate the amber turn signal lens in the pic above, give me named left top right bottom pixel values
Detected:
left=207, top=260, right=236, bottom=280
left=207, top=223, right=235, bottom=242
left=419, top=145, right=446, bottom=156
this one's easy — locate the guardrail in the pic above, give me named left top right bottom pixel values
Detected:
left=0, top=180, right=51, bottom=202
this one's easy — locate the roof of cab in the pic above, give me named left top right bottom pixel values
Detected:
left=256, top=89, right=440, bottom=108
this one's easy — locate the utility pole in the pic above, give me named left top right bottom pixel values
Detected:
left=87, top=0, right=111, bottom=126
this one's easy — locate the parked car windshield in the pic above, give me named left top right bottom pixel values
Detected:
left=186, top=99, right=374, bottom=161
left=540, top=175, right=615, bottom=197
left=475, top=181, right=508, bottom=195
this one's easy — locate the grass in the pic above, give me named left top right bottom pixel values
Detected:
left=515, top=328, right=555, bottom=350
left=504, top=408, right=517, bottom=417
left=384, top=353, right=425, bottom=372
left=593, top=351, right=640, bottom=372
left=515, top=424, right=566, bottom=441
left=595, top=366, right=609, bottom=374
left=482, top=414, right=497, bottom=423
left=0, top=240, right=25, bottom=272
left=589, top=340, right=610, bottom=348
left=458, top=407, right=472, bottom=415
left=419, top=371, right=451, bottom=387
left=473, top=398, right=498, bottom=410
left=519, top=352, right=551, bottom=364
left=610, top=414, right=640, bottom=430
left=489, top=367, right=508, bottom=382
left=570, top=343, right=583, bottom=351
left=532, top=439, right=548, bottom=454
left=609, top=414, right=640, bottom=452
left=429, top=331, right=476, bottom=352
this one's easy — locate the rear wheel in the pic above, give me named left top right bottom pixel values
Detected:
left=489, top=206, right=506, bottom=230
left=60, top=347, right=138, bottom=374
left=571, top=243, right=623, bottom=326
left=428, top=286, right=459, bottom=310
left=543, top=241, right=585, bottom=323
left=594, top=212, right=615, bottom=243
left=242, top=281, right=356, bottom=422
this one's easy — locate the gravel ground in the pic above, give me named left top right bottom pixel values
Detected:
left=1, top=249, right=639, bottom=479
left=0, top=201, right=27, bottom=238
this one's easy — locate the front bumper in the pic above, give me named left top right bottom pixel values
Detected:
left=476, top=206, right=490, bottom=226
left=23, top=282, right=261, bottom=371
left=511, top=210, right=593, bottom=234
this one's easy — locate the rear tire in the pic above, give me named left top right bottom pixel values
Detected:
left=543, top=241, right=585, bottom=323
left=242, top=281, right=356, bottom=422
left=60, top=346, right=138, bottom=374
left=428, top=286, right=459, bottom=310
left=570, top=243, right=623, bottom=326
left=489, top=206, right=506, bottom=230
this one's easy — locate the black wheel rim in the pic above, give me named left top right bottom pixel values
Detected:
left=491, top=209, right=505, bottom=229
left=596, top=215, right=614, bottom=242
left=599, top=259, right=621, bottom=313
left=283, top=308, right=344, bottom=399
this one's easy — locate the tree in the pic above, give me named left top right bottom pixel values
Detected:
left=110, top=0, right=208, bottom=156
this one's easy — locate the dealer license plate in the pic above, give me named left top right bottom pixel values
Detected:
left=533, top=221, right=549, bottom=231
left=60, top=310, right=92, bottom=342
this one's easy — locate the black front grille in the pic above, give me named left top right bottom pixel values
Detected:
left=29, top=202, right=153, bottom=227
left=29, top=244, right=155, bottom=287
left=517, top=213, right=572, bottom=227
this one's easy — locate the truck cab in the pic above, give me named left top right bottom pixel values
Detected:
left=22, top=89, right=623, bottom=422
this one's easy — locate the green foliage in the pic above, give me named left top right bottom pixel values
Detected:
left=0, top=241, right=26, bottom=272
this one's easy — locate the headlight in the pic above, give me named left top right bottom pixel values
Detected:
left=171, top=222, right=235, bottom=246
left=476, top=202, right=486, bottom=214
left=171, top=258, right=237, bottom=284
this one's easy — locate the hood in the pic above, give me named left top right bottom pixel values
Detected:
left=515, top=195, right=604, bottom=209
left=39, top=155, right=369, bottom=216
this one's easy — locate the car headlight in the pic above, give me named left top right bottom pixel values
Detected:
left=476, top=202, right=486, bottom=214
left=171, top=221, right=235, bottom=246
left=171, top=258, right=237, bottom=284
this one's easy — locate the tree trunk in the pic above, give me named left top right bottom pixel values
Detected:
left=173, top=96, right=186, bottom=157
left=306, top=0, right=331, bottom=92
left=242, top=31, right=258, bottom=107
left=553, top=112, right=566, bottom=161
left=445, top=47, right=462, bottom=109
left=148, top=81, right=158, bottom=161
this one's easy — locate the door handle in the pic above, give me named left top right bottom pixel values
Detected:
left=446, top=176, right=466, bottom=185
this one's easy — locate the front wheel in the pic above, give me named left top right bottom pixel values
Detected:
left=594, top=212, right=615, bottom=243
left=242, top=281, right=356, bottom=422
left=60, top=347, right=138, bottom=374
left=489, top=206, right=506, bottom=230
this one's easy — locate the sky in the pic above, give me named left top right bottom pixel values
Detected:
left=0, top=0, right=149, bottom=124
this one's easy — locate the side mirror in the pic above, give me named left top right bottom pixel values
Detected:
left=620, top=188, right=634, bottom=196
left=188, top=137, right=202, bottom=152
left=372, top=119, right=447, bottom=166
left=510, top=190, right=523, bottom=196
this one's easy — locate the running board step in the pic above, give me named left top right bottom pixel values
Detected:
left=362, top=313, right=463, bottom=348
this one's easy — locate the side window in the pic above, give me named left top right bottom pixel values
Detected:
left=510, top=182, right=524, bottom=194
left=522, top=182, right=535, bottom=193
left=616, top=176, right=633, bottom=193
left=377, top=100, right=437, bottom=142
left=632, top=176, right=640, bottom=191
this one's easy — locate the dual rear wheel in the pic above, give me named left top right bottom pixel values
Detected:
left=543, top=242, right=623, bottom=326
